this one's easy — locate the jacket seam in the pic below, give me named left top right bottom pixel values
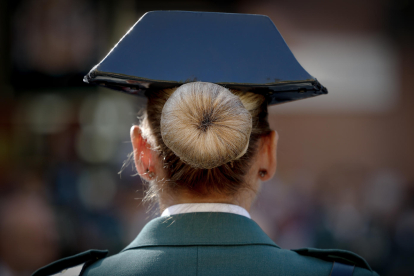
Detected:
left=122, top=243, right=280, bottom=252
left=196, top=246, right=199, bottom=276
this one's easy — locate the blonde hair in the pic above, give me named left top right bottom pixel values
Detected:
left=160, top=82, right=252, bottom=169
left=142, top=81, right=270, bottom=196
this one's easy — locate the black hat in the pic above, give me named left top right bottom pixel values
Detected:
left=84, top=11, right=327, bottom=105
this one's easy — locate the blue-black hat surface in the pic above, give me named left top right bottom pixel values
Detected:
left=84, top=11, right=327, bottom=105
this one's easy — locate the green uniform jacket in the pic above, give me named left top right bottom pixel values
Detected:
left=34, top=212, right=379, bottom=276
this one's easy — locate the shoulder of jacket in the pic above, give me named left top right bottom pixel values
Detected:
left=291, top=247, right=373, bottom=272
left=32, top=249, right=108, bottom=276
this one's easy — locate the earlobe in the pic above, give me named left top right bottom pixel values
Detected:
left=258, top=130, right=278, bottom=181
left=130, top=126, right=145, bottom=175
left=130, top=125, right=156, bottom=181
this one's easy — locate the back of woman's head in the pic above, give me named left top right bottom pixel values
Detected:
left=141, top=82, right=270, bottom=196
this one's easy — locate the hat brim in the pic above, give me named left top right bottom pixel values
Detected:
left=84, top=11, right=327, bottom=105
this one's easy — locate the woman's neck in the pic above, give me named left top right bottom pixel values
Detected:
left=157, top=188, right=257, bottom=214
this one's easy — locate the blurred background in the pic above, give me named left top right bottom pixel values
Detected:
left=0, top=0, right=413, bottom=275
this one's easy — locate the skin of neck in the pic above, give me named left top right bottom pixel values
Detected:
left=157, top=185, right=259, bottom=214
left=156, top=158, right=262, bottom=214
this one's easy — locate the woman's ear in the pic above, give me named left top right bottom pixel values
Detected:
left=257, top=130, right=278, bottom=181
left=130, top=125, right=157, bottom=181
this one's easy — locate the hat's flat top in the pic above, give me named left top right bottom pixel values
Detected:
left=95, top=10, right=313, bottom=85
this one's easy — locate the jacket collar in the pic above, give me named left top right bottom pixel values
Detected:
left=161, top=203, right=251, bottom=218
left=123, top=212, right=279, bottom=252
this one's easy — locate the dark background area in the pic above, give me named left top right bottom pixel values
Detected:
left=0, top=0, right=413, bottom=275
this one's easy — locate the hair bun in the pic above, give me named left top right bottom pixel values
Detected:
left=160, top=82, right=252, bottom=169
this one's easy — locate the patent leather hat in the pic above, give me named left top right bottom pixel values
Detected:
left=84, top=11, right=327, bottom=105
